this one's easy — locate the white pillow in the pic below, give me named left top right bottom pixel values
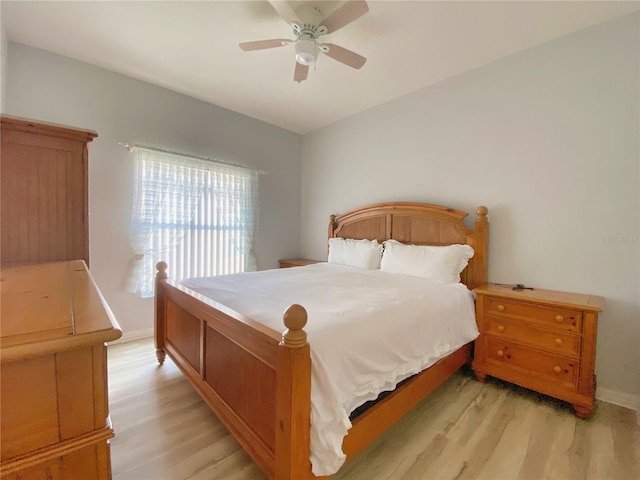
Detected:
left=328, top=238, right=383, bottom=270
left=381, top=240, right=474, bottom=283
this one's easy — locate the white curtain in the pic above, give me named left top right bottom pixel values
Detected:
left=216, top=170, right=259, bottom=272
left=126, top=147, right=259, bottom=297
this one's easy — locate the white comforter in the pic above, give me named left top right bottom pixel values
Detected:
left=181, top=263, right=479, bottom=475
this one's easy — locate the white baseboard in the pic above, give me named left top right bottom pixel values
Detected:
left=108, top=328, right=153, bottom=345
left=596, top=387, right=640, bottom=424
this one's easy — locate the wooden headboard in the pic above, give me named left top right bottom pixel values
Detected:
left=328, top=202, right=489, bottom=290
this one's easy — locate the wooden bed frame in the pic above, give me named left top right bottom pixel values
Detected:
left=154, top=202, right=489, bottom=479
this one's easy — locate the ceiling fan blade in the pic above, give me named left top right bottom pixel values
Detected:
left=268, top=0, right=300, bottom=24
left=239, top=39, right=288, bottom=51
left=320, top=0, right=369, bottom=33
left=322, top=43, right=367, bottom=69
left=294, top=62, right=309, bottom=83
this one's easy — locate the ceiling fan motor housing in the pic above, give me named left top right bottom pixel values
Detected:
left=292, top=5, right=327, bottom=65
left=295, top=5, right=324, bottom=29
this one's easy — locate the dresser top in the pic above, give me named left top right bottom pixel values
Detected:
left=1, top=260, right=121, bottom=361
left=1, top=114, right=98, bottom=142
left=474, top=283, right=604, bottom=312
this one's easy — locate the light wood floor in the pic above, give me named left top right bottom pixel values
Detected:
left=108, top=339, right=639, bottom=479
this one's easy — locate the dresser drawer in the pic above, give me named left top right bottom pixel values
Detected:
left=487, top=317, right=581, bottom=357
left=484, top=297, right=582, bottom=332
left=484, top=336, right=579, bottom=387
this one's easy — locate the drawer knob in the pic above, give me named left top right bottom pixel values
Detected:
left=497, top=350, right=504, bottom=358
left=554, top=366, right=562, bottom=374
left=497, top=305, right=505, bottom=312
left=555, top=338, right=563, bottom=345
left=497, top=325, right=505, bottom=332
left=555, top=315, right=564, bottom=323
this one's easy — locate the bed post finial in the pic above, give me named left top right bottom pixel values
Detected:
left=328, top=214, right=337, bottom=238
left=471, top=206, right=489, bottom=289
left=156, top=261, right=168, bottom=280
left=281, top=304, right=308, bottom=348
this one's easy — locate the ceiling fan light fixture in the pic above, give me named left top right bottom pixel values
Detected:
left=295, top=39, right=316, bottom=65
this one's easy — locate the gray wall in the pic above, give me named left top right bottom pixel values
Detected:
left=1, top=17, right=7, bottom=111
left=301, top=13, right=639, bottom=405
left=5, top=42, right=303, bottom=337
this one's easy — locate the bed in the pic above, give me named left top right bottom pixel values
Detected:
left=154, top=201, right=489, bottom=479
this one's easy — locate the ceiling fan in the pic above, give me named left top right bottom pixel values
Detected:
left=239, top=0, right=369, bottom=83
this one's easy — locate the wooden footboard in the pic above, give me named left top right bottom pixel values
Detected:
left=154, top=262, right=313, bottom=479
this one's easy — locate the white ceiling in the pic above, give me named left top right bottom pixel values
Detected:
left=2, top=1, right=638, bottom=134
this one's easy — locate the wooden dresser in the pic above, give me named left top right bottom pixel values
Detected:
left=0, top=116, right=97, bottom=266
left=471, top=283, right=603, bottom=418
left=0, top=261, right=122, bottom=479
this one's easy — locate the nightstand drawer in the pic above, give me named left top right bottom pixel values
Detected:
left=485, top=297, right=582, bottom=332
left=487, top=317, right=581, bottom=357
left=485, top=336, right=578, bottom=387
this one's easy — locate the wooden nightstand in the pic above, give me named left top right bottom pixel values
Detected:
left=278, top=258, right=323, bottom=268
left=471, top=283, right=603, bottom=418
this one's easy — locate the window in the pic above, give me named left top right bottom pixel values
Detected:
left=126, top=147, right=259, bottom=298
